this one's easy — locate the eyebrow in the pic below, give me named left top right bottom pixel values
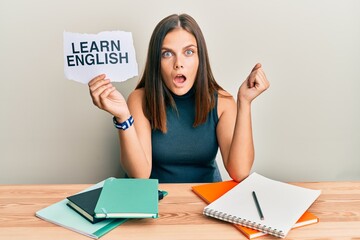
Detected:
left=161, top=44, right=198, bottom=51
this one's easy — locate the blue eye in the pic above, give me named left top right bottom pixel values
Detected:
left=162, top=51, right=173, bottom=57
left=185, top=50, right=194, bottom=56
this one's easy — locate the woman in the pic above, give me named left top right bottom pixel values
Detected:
left=88, top=14, right=269, bottom=183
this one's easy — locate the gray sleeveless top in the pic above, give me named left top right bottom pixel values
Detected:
left=150, top=88, right=222, bottom=183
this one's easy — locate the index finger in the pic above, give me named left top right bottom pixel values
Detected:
left=251, top=63, right=262, bottom=73
left=88, top=74, right=106, bottom=87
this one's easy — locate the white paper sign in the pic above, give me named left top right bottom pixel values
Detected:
left=63, top=31, right=138, bottom=84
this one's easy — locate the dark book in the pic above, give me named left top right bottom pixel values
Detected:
left=67, top=187, right=104, bottom=223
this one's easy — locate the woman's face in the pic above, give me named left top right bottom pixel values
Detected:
left=160, top=28, right=199, bottom=96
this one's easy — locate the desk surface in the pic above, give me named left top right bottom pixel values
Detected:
left=0, top=181, right=360, bottom=240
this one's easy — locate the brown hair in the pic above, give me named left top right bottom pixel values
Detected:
left=136, top=14, right=223, bottom=133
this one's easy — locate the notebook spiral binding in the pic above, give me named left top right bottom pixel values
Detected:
left=203, top=208, right=285, bottom=238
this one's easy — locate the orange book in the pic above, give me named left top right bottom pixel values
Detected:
left=192, top=181, right=319, bottom=239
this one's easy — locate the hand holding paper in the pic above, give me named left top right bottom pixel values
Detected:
left=88, top=74, right=130, bottom=120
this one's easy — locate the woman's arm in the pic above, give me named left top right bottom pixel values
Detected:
left=217, top=63, right=269, bottom=182
left=119, top=89, right=152, bottom=178
left=88, top=75, right=152, bottom=178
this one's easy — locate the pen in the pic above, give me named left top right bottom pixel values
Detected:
left=252, top=191, right=264, bottom=220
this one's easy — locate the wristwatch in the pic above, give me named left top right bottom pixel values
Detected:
left=113, top=115, right=134, bottom=130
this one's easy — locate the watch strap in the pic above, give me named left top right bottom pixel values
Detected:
left=113, top=115, right=134, bottom=130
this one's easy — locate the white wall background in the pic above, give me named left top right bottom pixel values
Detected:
left=1, top=0, right=359, bottom=184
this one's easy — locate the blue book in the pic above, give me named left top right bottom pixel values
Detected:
left=35, top=178, right=127, bottom=239
left=94, top=178, right=159, bottom=219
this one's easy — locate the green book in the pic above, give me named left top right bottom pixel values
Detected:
left=35, top=178, right=127, bottom=239
left=94, top=178, right=158, bottom=219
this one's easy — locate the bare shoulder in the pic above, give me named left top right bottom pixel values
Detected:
left=217, top=89, right=236, bottom=117
left=218, top=89, right=233, bottom=99
left=128, top=88, right=145, bottom=106
left=128, top=88, right=145, bottom=101
left=127, top=88, right=145, bottom=112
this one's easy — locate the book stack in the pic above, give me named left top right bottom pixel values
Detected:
left=192, top=173, right=320, bottom=239
left=36, top=178, right=164, bottom=239
left=67, top=178, right=159, bottom=223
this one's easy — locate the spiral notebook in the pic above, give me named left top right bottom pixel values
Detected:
left=192, top=180, right=319, bottom=239
left=203, top=172, right=321, bottom=238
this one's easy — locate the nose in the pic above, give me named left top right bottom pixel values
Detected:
left=174, top=56, right=184, bottom=69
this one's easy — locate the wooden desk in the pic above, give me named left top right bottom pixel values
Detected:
left=0, top=182, right=359, bottom=240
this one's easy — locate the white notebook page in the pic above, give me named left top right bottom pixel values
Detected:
left=204, top=172, right=321, bottom=238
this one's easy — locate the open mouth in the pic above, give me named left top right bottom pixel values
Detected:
left=174, top=74, right=186, bottom=84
